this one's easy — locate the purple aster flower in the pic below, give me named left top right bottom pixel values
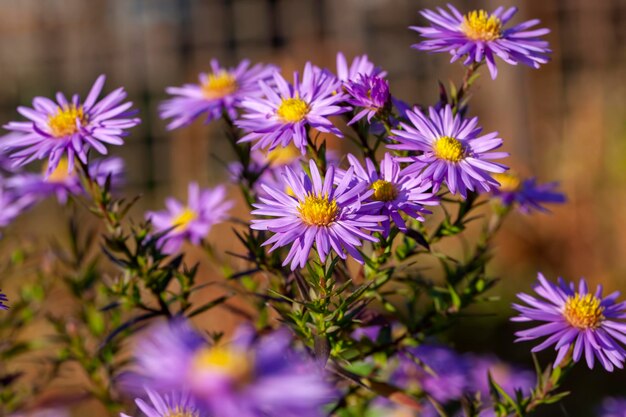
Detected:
left=236, top=62, right=349, bottom=154
left=251, top=160, right=386, bottom=270
left=393, top=344, right=469, bottom=403
left=335, top=52, right=387, bottom=84
left=490, top=173, right=566, bottom=213
left=6, top=157, right=124, bottom=204
left=121, top=388, right=205, bottom=417
left=344, top=74, right=391, bottom=125
left=0, top=290, right=8, bottom=310
left=2, top=75, right=140, bottom=176
left=160, top=59, right=278, bottom=130
left=127, top=319, right=335, bottom=417
left=597, top=397, right=626, bottom=417
left=411, top=5, right=551, bottom=79
left=389, top=105, right=508, bottom=198
left=466, top=355, right=534, bottom=407
left=512, top=273, right=626, bottom=372
left=338, top=153, right=438, bottom=236
left=147, top=182, right=233, bottom=254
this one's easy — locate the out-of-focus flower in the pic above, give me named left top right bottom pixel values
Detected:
left=335, top=52, right=386, bottom=84
left=2, top=75, right=140, bottom=176
left=389, top=105, right=508, bottom=198
left=160, top=59, right=277, bottom=130
left=127, top=319, right=335, bottom=417
left=6, top=157, right=124, bottom=204
left=344, top=74, right=391, bottom=125
left=512, top=273, right=626, bottom=372
left=237, top=63, right=349, bottom=154
left=490, top=173, right=566, bottom=213
left=338, top=153, right=438, bottom=236
left=0, top=290, right=8, bottom=310
left=121, top=388, right=205, bottom=417
left=0, top=178, right=35, bottom=229
left=597, top=397, right=626, bottom=417
left=411, top=5, right=551, bottom=79
left=147, top=182, right=233, bottom=254
left=393, top=344, right=469, bottom=403
left=251, top=160, right=386, bottom=270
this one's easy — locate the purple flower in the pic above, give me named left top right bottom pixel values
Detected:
left=2, top=75, right=140, bottom=176
left=147, top=182, right=233, bottom=254
left=335, top=52, right=386, bottom=84
left=160, top=59, right=278, bottom=130
left=7, top=157, right=124, bottom=204
left=236, top=63, right=349, bottom=154
left=0, top=177, right=35, bottom=229
left=121, top=388, right=205, bottom=417
left=512, top=273, right=626, bottom=372
left=597, top=397, right=626, bottom=417
left=127, top=319, right=335, bottom=417
left=0, top=290, right=8, bottom=310
left=344, top=74, right=391, bottom=125
left=490, top=173, right=566, bottom=213
left=411, top=5, right=551, bottom=79
left=338, top=153, right=438, bottom=236
left=251, top=160, right=386, bottom=270
left=467, top=355, right=534, bottom=403
left=389, top=105, right=508, bottom=198
left=393, top=345, right=469, bottom=403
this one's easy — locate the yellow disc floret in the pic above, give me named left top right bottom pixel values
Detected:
left=48, top=105, right=87, bottom=138
left=371, top=179, right=398, bottom=202
left=461, top=10, right=502, bottom=42
left=493, top=172, right=521, bottom=192
left=277, top=97, right=310, bottom=123
left=433, top=136, right=465, bottom=162
left=563, top=293, right=605, bottom=330
left=171, top=207, right=198, bottom=232
left=298, top=193, right=338, bottom=227
left=192, top=345, right=253, bottom=383
left=202, top=71, right=238, bottom=99
left=45, top=158, right=73, bottom=183
left=164, top=408, right=198, bottom=417
left=266, top=146, right=300, bottom=166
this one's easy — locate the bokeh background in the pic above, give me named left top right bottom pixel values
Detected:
left=0, top=0, right=625, bottom=415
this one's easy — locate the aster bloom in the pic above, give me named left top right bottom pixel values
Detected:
left=338, top=153, right=438, bottom=236
left=251, top=160, right=387, bottom=270
left=0, top=290, right=8, bottom=310
left=411, top=5, right=551, bottom=79
left=128, top=319, right=335, bottom=417
left=335, top=52, right=387, bottom=84
left=160, top=59, right=278, bottom=130
left=7, top=157, right=124, bottom=204
left=121, top=388, right=205, bottom=417
left=147, top=182, right=233, bottom=254
left=512, top=273, right=626, bottom=372
left=344, top=74, right=391, bottom=125
left=3, top=75, right=140, bottom=176
left=490, top=172, right=566, bottom=214
left=389, top=105, right=508, bottom=198
left=393, top=344, right=469, bottom=403
left=236, top=63, right=349, bottom=154
left=597, top=397, right=626, bottom=417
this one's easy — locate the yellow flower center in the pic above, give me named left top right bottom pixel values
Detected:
left=192, top=345, right=253, bottom=382
left=493, top=172, right=521, bottom=192
left=276, top=97, right=310, bottom=123
left=433, top=136, right=465, bottom=162
left=461, top=10, right=502, bottom=41
left=45, top=158, right=73, bottom=183
left=171, top=208, right=198, bottom=232
left=298, top=193, right=338, bottom=226
left=371, top=179, right=398, bottom=202
left=266, top=146, right=300, bottom=166
left=164, top=407, right=198, bottom=417
left=48, top=105, right=87, bottom=138
left=202, top=71, right=238, bottom=99
left=563, top=293, right=605, bottom=329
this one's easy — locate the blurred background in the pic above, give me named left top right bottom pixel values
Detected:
left=0, top=0, right=625, bottom=415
